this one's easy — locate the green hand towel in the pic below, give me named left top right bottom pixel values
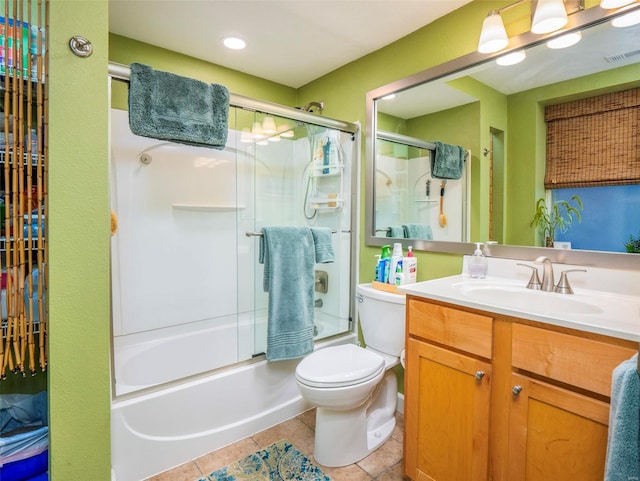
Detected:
left=128, top=63, right=229, bottom=150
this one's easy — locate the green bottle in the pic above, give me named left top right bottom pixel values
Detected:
left=380, top=245, right=391, bottom=283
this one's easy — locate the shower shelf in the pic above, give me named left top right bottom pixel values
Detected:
left=414, top=199, right=439, bottom=203
left=311, top=165, right=343, bottom=178
left=172, top=204, right=245, bottom=212
left=310, top=197, right=343, bottom=210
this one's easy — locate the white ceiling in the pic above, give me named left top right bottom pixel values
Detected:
left=108, top=0, right=473, bottom=88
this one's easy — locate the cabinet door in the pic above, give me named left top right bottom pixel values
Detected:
left=507, top=373, right=610, bottom=481
left=405, top=339, right=491, bottom=481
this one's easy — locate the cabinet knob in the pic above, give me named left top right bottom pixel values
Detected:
left=475, top=370, right=485, bottom=381
left=512, top=385, right=523, bottom=396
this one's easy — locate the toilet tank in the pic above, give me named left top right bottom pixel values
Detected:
left=356, top=283, right=406, bottom=357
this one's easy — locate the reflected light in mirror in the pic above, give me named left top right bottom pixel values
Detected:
left=261, top=116, right=277, bottom=134
left=612, top=9, right=640, bottom=26
left=600, top=0, right=635, bottom=8
left=496, top=50, right=527, bottom=65
left=531, top=0, right=568, bottom=33
left=478, top=11, right=509, bottom=53
left=547, top=31, right=582, bottom=48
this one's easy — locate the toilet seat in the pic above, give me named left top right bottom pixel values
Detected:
left=296, top=344, right=385, bottom=388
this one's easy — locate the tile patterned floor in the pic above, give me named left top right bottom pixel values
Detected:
left=146, top=409, right=407, bottom=481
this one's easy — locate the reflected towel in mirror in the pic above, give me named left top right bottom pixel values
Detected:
left=403, top=224, right=433, bottom=240
left=432, top=141, right=465, bottom=180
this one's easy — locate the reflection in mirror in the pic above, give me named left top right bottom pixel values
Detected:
left=375, top=131, right=470, bottom=241
left=366, top=4, right=640, bottom=266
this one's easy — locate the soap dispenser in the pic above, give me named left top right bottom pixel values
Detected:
left=469, top=242, right=488, bottom=279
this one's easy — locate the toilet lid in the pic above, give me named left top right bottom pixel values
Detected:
left=296, top=344, right=385, bottom=388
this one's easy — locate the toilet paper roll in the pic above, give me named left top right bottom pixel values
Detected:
left=400, top=349, right=406, bottom=368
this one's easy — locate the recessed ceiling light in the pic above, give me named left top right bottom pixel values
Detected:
left=222, top=36, right=246, bottom=50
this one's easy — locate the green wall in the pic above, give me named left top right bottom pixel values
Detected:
left=49, top=1, right=111, bottom=479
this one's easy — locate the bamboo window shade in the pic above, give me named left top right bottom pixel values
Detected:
left=544, top=87, right=640, bottom=189
left=0, top=0, right=48, bottom=380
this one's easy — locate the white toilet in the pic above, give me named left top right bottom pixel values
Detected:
left=295, top=283, right=406, bottom=467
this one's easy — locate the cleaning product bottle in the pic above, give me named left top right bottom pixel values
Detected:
left=389, top=243, right=403, bottom=285
left=394, top=259, right=404, bottom=286
left=374, top=255, right=382, bottom=282
left=404, top=246, right=417, bottom=284
left=469, top=242, right=488, bottom=279
left=380, top=245, right=391, bottom=283
left=322, top=137, right=331, bottom=174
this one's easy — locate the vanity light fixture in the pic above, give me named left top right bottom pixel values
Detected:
left=478, top=0, right=583, bottom=54
left=496, top=50, right=527, bottom=65
left=222, top=36, right=246, bottom=50
left=547, top=30, right=582, bottom=48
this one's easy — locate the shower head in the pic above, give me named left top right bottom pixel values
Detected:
left=299, top=101, right=324, bottom=112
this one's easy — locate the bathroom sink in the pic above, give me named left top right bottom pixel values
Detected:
left=451, top=281, right=604, bottom=315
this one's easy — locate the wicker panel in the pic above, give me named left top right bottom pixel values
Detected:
left=544, top=88, right=640, bottom=189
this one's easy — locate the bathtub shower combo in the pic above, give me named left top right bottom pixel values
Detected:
left=109, top=91, right=359, bottom=480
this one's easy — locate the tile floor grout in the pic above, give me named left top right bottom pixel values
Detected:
left=147, top=409, right=407, bottom=481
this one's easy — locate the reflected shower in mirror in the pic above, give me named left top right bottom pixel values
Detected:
left=365, top=4, right=640, bottom=262
left=375, top=131, right=470, bottom=241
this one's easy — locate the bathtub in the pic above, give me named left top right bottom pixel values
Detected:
left=111, top=331, right=355, bottom=481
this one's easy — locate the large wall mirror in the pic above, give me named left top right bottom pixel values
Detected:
left=365, top=4, right=640, bottom=269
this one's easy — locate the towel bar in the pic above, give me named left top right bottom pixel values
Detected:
left=245, top=230, right=345, bottom=237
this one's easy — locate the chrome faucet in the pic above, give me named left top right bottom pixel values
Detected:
left=535, top=256, right=555, bottom=292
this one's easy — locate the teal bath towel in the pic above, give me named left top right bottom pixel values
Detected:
left=387, top=226, right=404, bottom=238
left=403, top=223, right=433, bottom=240
left=432, top=142, right=465, bottom=180
left=128, top=63, right=229, bottom=149
left=604, top=353, right=639, bottom=481
left=310, top=227, right=334, bottom=263
left=259, top=227, right=316, bottom=361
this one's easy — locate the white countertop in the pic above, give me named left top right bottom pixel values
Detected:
left=398, top=256, right=640, bottom=342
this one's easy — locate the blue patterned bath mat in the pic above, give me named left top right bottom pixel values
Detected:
left=203, top=440, right=331, bottom=481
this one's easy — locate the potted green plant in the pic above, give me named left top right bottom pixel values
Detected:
left=624, top=233, right=640, bottom=253
left=530, top=195, right=583, bottom=248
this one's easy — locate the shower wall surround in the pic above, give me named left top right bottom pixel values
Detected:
left=109, top=107, right=358, bottom=396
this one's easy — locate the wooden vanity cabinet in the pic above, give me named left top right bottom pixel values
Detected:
left=404, top=299, right=494, bottom=481
left=404, top=295, right=637, bottom=481
left=506, top=324, right=636, bottom=481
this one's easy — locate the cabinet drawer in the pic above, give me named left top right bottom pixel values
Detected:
left=512, top=324, right=636, bottom=397
left=408, top=299, right=493, bottom=358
